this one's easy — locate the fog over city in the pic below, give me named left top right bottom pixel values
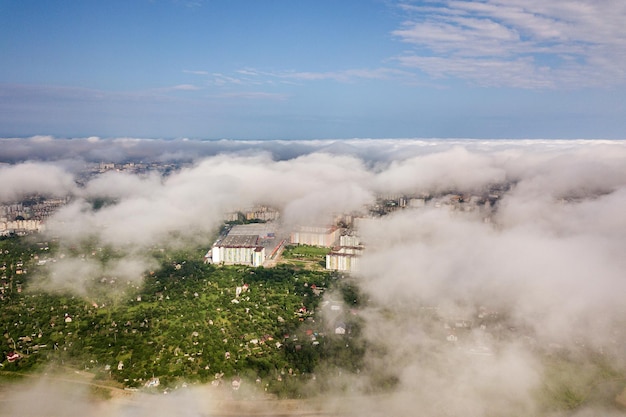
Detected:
left=1, top=137, right=625, bottom=416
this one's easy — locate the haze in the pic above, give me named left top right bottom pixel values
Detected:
left=1, top=137, right=625, bottom=416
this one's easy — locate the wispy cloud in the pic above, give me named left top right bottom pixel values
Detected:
left=215, top=91, right=289, bottom=101
left=182, top=69, right=210, bottom=76
left=236, top=68, right=261, bottom=76
left=393, top=0, right=626, bottom=88
left=183, top=69, right=265, bottom=88
left=183, top=66, right=414, bottom=88
left=397, top=55, right=554, bottom=89
left=184, top=1, right=626, bottom=91
left=275, top=67, right=412, bottom=83
left=0, top=83, right=200, bottom=103
left=165, top=84, right=202, bottom=91
left=172, top=0, right=204, bottom=9
left=210, top=72, right=246, bottom=86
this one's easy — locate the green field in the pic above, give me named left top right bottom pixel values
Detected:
left=0, top=237, right=362, bottom=397
left=1, top=236, right=625, bottom=412
left=279, top=245, right=330, bottom=270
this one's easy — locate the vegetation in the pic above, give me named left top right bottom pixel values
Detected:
left=1, top=235, right=624, bottom=409
left=280, top=245, right=330, bottom=270
left=0, top=236, right=363, bottom=397
left=538, top=353, right=626, bottom=412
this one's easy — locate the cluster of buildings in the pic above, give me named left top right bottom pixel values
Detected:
left=367, top=184, right=510, bottom=219
left=207, top=184, right=512, bottom=273
left=0, top=197, right=68, bottom=236
left=205, top=218, right=362, bottom=269
left=91, top=161, right=181, bottom=176
left=0, top=219, right=43, bottom=235
left=206, top=217, right=365, bottom=273
left=224, top=206, right=280, bottom=223
left=205, top=193, right=388, bottom=271
left=74, top=161, right=186, bottom=186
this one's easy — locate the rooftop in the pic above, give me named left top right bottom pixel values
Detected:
left=217, top=235, right=259, bottom=248
left=228, top=223, right=275, bottom=236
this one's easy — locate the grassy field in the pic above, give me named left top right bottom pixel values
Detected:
left=279, top=245, right=330, bottom=270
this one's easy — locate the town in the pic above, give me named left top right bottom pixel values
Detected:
left=1, top=162, right=624, bottom=412
left=0, top=166, right=509, bottom=382
left=2, top=159, right=511, bottom=273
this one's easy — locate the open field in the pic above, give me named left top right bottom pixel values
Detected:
left=279, top=245, right=330, bottom=271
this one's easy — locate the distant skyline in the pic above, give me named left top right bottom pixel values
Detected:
left=1, top=0, right=626, bottom=140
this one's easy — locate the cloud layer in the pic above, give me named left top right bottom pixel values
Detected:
left=2, top=137, right=626, bottom=415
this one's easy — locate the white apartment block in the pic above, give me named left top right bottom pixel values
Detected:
left=326, top=246, right=362, bottom=272
left=208, top=235, right=266, bottom=267
left=290, top=226, right=340, bottom=247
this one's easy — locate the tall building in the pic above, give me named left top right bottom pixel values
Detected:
left=325, top=246, right=362, bottom=272
left=326, top=234, right=363, bottom=272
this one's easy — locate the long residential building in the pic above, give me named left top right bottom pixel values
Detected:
left=0, top=219, right=43, bottom=235
left=290, top=226, right=340, bottom=247
left=209, top=235, right=265, bottom=267
left=205, top=222, right=281, bottom=267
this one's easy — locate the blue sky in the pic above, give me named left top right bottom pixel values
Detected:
left=1, top=0, right=625, bottom=139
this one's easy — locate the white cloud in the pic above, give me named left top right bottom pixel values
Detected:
left=182, top=69, right=210, bottom=76
left=169, top=84, right=201, bottom=91
left=4, top=138, right=626, bottom=414
left=272, top=67, right=410, bottom=83
left=397, top=55, right=554, bottom=88
left=393, top=0, right=626, bottom=88
left=0, top=163, right=76, bottom=202
left=186, top=67, right=415, bottom=88
left=215, top=91, right=289, bottom=100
